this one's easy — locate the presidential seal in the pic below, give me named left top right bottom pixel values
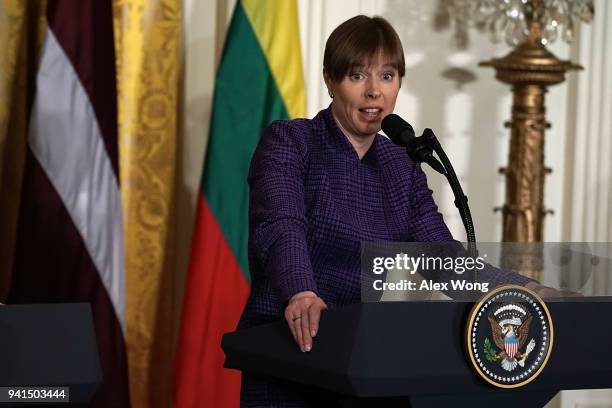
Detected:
left=466, top=284, right=554, bottom=388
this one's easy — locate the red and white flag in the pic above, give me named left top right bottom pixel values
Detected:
left=9, top=1, right=130, bottom=406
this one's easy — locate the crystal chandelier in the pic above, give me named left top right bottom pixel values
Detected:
left=437, top=0, right=594, bottom=48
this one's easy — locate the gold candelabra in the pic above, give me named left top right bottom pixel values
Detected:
left=436, top=0, right=593, bottom=279
left=479, top=0, right=585, bottom=279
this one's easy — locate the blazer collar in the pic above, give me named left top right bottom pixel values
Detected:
left=319, top=105, right=380, bottom=167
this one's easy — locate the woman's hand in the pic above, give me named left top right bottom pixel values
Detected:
left=284, top=291, right=327, bottom=352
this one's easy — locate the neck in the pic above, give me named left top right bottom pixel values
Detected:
left=330, top=111, right=375, bottom=160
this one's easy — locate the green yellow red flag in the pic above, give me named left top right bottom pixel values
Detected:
left=173, top=1, right=306, bottom=406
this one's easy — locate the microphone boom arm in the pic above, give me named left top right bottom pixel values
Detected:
left=421, top=128, right=478, bottom=257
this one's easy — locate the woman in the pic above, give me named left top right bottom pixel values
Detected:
left=238, top=15, right=537, bottom=407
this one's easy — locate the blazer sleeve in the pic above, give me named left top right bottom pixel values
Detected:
left=407, top=163, right=454, bottom=242
left=248, top=120, right=318, bottom=303
left=407, top=164, right=534, bottom=292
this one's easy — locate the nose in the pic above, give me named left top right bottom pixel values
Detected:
left=365, top=78, right=381, bottom=99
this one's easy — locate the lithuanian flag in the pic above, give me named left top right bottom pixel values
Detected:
left=173, top=1, right=306, bottom=406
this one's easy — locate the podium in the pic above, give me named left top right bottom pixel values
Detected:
left=223, top=298, right=612, bottom=407
left=0, top=303, right=101, bottom=403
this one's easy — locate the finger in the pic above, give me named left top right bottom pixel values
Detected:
left=293, top=314, right=304, bottom=351
left=285, top=309, right=298, bottom=345
left=288, top=317, right=298, bottom=344
left=309, top=304, right=322, bottom=338
left=300, top=310, right=312, bottom=352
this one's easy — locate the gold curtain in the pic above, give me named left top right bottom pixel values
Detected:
left=112, top=0, right=181, bottom=406
left=0, top=1, right=183, bottom=404
left=0, top=0, right=46, bottom=300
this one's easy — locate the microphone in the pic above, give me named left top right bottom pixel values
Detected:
left=381, top=114, right=446, bottom=174
left=382, top=113, right=478, bottom=253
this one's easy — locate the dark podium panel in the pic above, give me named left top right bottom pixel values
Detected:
left=0, top=303, right=101, bottom=403
left=223, top=298, right=612, bottom=407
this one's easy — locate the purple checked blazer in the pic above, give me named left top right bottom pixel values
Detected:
left=238, top=107, right=531, bottom=407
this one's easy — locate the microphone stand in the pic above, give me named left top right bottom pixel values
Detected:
left=419, top=129, right=478, bottom=258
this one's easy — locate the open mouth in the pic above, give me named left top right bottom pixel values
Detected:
left=359, top=108, right=383, bottom=119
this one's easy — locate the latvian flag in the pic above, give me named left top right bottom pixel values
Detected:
left=9, top=1, right=130, bottom=406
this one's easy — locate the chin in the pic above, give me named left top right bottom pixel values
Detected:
left=364, top=125, right=381, bottom=134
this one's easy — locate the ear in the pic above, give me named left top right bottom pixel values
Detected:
left=323, top=68, right=332, bottom=88
left=323, top=68, right=336, bottom=98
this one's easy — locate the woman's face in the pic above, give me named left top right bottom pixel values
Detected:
left=325, top=53, right=400, bottom=140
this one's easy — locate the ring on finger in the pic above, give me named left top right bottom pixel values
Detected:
left=292, top=315, right=302, bottom=322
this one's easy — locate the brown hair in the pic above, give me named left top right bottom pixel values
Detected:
left=323, top=15, right=405, bottom=82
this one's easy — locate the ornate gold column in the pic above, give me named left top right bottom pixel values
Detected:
left=480, top=0, right=581, bottom=279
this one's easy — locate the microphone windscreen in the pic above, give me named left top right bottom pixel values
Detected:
left=381, top=114, right=415, bottom=147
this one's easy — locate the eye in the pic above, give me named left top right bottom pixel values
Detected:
left=350, top=72, right=364, bottom=81
left=382, top=72, right=395, bottom=81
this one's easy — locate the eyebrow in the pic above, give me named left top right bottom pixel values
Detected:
left=352, top=64, right=397, bottom=71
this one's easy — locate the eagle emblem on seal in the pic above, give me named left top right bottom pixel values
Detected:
left=484, top=303, right=536, bottom=371
left=467, top=285, right=553, bottom=388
